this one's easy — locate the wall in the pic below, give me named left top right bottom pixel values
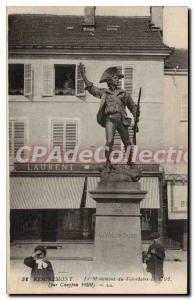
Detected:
left=9, top=55, right=164, bottom=155
left=163, top=73, right=188, bottom=174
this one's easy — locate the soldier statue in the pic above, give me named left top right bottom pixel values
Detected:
left=80, top=63, right=140, bottom=170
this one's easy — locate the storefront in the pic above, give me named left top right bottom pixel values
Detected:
left=10, top=209, right=96, bottom=241
left=165, top=174, right=188, bottom=250
left=10, top=163, right=163, bottom=243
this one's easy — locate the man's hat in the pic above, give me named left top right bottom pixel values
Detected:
left=150, top=232, right=161, bottom=240
left=34, top=245, right=47, bottom=256
left=99, top=67, right=124, bottom=83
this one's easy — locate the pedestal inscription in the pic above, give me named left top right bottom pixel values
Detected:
left=90, top=181, right=147, bottom=275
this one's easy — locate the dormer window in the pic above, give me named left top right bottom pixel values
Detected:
left=106, top=25, right=120, bottom=31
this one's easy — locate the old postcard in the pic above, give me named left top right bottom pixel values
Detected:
left=7, top=6, right=188, bottom=294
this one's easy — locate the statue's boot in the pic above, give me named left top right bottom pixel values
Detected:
left=125, top=148, right=134, bottom=168
left=105, top=148, right=117, bottom=170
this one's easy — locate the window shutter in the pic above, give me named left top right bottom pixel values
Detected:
left=180, top=94, right=188, bottom=121
left=51, top=119, right=79, bottom=152
left=124, top=66, right=133, bottom=95
left=9, top=121, right=13, bottom=159
left=9, top=121, right=26, bottom=160
left=24, top=64, right=33, bottom=96
left=51, top=121, right=65, bottom=150
left=13, top=122, right=26, bottom=158
left=76, top=65, right=85, bottom=96
left=65, top=121, right=78, bottom=151
left=43, top=65, right=54, bottom=96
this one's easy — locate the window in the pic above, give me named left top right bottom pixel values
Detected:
left=8, top=64, right=33, bottom=96
left=180, top=94, right=188, bottom=121
left=50, top=119, right=80, bottom=153
left=55, top=65, right=75, bottom=95
left=106, top=25, right=120, bottom=31
left=11, top=210, right=42, bottom=241
left=117, top=65, right=133, bottom=95
left=42, top=64, right=85, bottom=97
left=181, top=200, right=187, bottom=208
left=9, top=64, right=24, bottom=95
left=9, top=120, right=27, bottom=161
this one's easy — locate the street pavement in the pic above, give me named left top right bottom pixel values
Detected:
left=8, top=243, right=188, bottom=294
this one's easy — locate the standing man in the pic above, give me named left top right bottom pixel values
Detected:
left=79, top=63, right=139, bottom=168
left=146, top=232, right=165, bottom=282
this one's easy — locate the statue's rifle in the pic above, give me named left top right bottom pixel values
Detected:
left=133, top=87, right=142, bottom=145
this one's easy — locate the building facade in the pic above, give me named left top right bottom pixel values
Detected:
left=9, top=8, right=180, bottom=245
left=163, top=49, right=188, bottom=249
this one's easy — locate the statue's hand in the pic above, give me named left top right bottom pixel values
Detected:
left=79, top=62, right=86, bottom=77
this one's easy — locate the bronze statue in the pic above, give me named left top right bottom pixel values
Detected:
left=80, top=63, right=140, bottom=170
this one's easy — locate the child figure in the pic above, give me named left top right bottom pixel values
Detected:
left=24, top=245, right=54, bottom=282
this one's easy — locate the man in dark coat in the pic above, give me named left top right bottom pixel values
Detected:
left=79, top=63, right=139, bottom=167
left=24, top=245, right=54, bottom=282
left=146, top=233, right=165, bottom=282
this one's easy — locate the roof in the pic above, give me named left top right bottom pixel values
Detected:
left=164, top=48, right=188, bottom=70
left=8, top=14, right=170, bottom=52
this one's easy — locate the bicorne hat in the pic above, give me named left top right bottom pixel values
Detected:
left=99, top=67, right=124, bottom=83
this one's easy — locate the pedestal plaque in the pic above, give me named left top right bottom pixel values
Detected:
left=90, top=181, right=147, bottom=275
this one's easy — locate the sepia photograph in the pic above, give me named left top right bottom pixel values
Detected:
left=7, top=5, right=188, bottom=294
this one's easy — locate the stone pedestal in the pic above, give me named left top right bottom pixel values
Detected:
left=90, top=181, right=147, bottom=275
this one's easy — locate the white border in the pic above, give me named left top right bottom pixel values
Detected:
left=1, top=1, right=192, bottom=299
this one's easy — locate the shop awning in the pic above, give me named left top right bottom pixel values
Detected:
left=10, top=177, right=85, bottom=209
left=86, top=177, right=101, bottom=208
left=86, top=176, right=160, bottom=209
left=140, top=177, right=160, bottom=209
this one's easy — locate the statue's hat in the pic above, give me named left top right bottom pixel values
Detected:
left=150, top=232, right=161, bottom=240
left=99, top=67, right=124, bottom=83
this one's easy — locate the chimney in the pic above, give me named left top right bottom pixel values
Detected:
left=82, top=6, right=96, bottom=32
left=150, top=6, right=163, bottom=35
